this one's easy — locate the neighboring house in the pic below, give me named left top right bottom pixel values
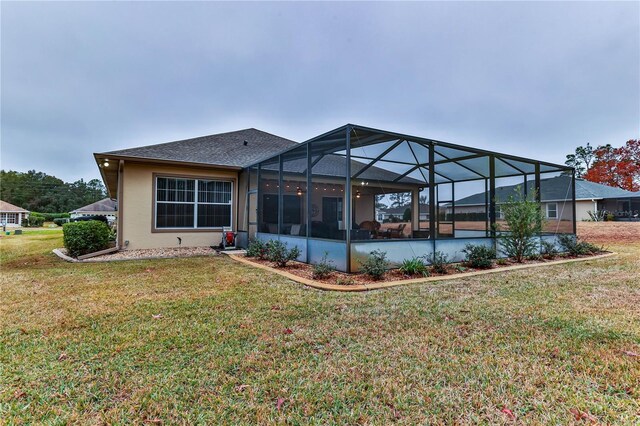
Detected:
left=94, top=124, right=576, bottom=271
left=377, top=205, right=428, bottom=222
left=452, top=176, right=639, bottom=221
left=0, top=200, right=29, bottom=227
left=70, top=198, right=118, bottom=223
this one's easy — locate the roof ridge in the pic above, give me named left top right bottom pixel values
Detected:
left=98, top=128, right=293, bottom=156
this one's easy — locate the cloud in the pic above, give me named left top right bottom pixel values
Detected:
left=1, top=2, right=638, bottom=182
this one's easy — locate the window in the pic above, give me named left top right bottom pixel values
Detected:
left=546, top=202, right=558, bottom=219
left=155, top=177, right=232, bottom=229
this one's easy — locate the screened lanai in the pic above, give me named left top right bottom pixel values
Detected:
left=244, top=124, right=576, bottom=272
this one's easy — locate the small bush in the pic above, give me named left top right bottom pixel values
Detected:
left=312, top=252, right=334, bottom=279
left=399, top=257, right=430, bottom=277
left=246, top=239, right=268, bottom=259
left=265, top=240, right=301, bottom=267
left=53, top=218, right=69, bottom=227
left=558, top=234, right=602, bottom=256
left=496, top=258, right=509, bottom=266
left=427, top=251, right=449, bottom=274
left=540, top=240, right=558, bottom=259
left=22, top=214, right=45, bottom=227
left=462, top=244, right=496, bottom=269
left=40, top=212, right=70, bottom=221
left=361, top=249, right=389, bottom=280
left=335, top=276, right=355, bottom=286
left=63, top=220, right=111, bottom=257
left=498, top=188, right=545, bottom=262
left=453, top=264, right=467, bottom=273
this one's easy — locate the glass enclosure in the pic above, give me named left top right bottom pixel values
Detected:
left=249, top=124, right=575, bottom=272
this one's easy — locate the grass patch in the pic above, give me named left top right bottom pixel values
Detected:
left=1, top=226, right=639, bottom=424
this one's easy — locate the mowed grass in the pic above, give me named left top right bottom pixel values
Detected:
left=1, top=227, right=639, bottom=424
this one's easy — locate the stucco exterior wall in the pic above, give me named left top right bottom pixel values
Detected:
left=575, top=200, right=597, bottom=221
left=121, top=161, right=238, bottom=250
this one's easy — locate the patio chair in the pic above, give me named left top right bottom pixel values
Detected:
left=386, top=223, right=406, bottom=239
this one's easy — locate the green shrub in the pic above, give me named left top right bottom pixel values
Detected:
left=540, top=240, right=559, bottom=259
left=427, top=251, right=449, bottom=274
left=399, top=257, right=430, bottom=277
left=53, top=218, right=69, bottom=227
left=402, top=208, right=411, bottom=222
left=246, top=239, right=268, bottom=259
left=462, top=244, right=496, bottom=269
left=265, top=240, right=301, bottom=267
left=497, top=188, right=545, bottom=262
left=312, top=252, right=334, bottom=279
left=557, top=234, right=602, bottom=256
left=496, top=258, right=508, bottom=266
left=63, top=220, right=111, bottom=257
left=39, top=212, right=70, bottom=221
left=361, top=249, right=389, bottom=280
left=22, top=214, right=45, bottom=227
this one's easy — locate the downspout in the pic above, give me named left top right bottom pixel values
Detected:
left=117, top=160, right=124, bottom=249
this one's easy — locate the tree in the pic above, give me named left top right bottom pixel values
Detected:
left=389, top=192, right=410, bottom=207
left=498, top=188, right=545, bottom=263
left=564, top=143, right=594, bottom=178
left=0, top=169, right=107, bottom=213
left=374, top=195, right=388, bottom=210
left=402, top=208, right=412, bottom=221
left=584, top=140, right=640, bottom=191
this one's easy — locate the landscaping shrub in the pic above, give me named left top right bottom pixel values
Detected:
left=360, top=249, right=389, bottom=280
left=402, top=208, right=411, bottom=222
left=246, top=239, right=268, bottom=259
left=557, top=234, right=602, bottom=256
left=41, top=212, right=70, bottom=221
left=63, top=220, right=111, bottom=257
left=427, top=251, right=449, bottom=274
left=399, top=257, right=430, bottom=277
left=462, top=244, right=496, bottom=269
left=53, top=218, right=70, bottom=227
left=265, top=240, right=301, bottom=267
left=540, top=240, right=559, bottom=259
left=496, top=258, right=508, bottom=266
left=22, top=213, right=45, bottom=227
left=498, top=188, right=545, bottom=263
left=312, top=252, right=334, bottom=279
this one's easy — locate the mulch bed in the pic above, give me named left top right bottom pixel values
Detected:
left=240, top=252, right=606, bottom=286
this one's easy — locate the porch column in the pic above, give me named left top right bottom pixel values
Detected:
left=345, top=125, right=352, bottom=272
left=411, top=188, right=419, bottom=235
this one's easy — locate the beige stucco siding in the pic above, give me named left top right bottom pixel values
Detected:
left=575, top=199, right=597, bottom=221
left=121, top=161, right=239, bottom=250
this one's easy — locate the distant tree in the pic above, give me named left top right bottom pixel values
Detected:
left=564, top=143, right=594, bottom=177
left=389, top=192, right=410, bottom=207
left=402, top=208, right=411, bottom=221
left=419, top=194, right=428, bottom=204
left=584, top=140, right=640, bottom=191
left=374, top=194, right=388, bottom=210
left=0, top=170, right=107, bottom=213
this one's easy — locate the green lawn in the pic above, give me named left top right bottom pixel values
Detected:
left=1, top=229, right=639, bottom=424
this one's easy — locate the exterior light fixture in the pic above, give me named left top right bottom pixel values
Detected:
left=356, top=190, right=361, bottom=198
left=103, top=159, right=110, bottom=167
left=296, top=186, right=302, bottom=196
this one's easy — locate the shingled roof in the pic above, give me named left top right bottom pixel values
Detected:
left=455, top=176, right=637, bottom=206
left=0, top=200, right=29, bottom=213
left=71, top=198, right=117, bottom=213
left=99, top=128, right=297, bottom=168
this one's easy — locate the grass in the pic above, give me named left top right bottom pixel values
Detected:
left=1, top=227, right=639, bottom=424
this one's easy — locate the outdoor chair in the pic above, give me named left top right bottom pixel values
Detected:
left=386, top=223, right=406, bottom=239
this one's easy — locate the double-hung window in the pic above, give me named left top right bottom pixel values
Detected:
left=155, top=177, right=232, bottom=229
left=546, top=202, right=558, bottom=219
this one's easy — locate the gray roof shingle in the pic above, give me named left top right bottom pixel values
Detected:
left=455, top=176, right=637, bottom=206
left=71, top=198, right=117, bottom=213
left=99, top=128, right=298, bottom=168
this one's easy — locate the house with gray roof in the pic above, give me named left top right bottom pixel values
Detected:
left=70, top=198, right=117, bottom=223
left=94, top=124, right=576, bottom=271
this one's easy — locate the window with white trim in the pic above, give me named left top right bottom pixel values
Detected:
left=155, top=177, right=232, bottom=229
left=546, top=202, right=558, bottom=219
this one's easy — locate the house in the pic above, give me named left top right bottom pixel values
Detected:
left=376, top=205, right=429, bottom=222
left=452, top=176, right=639, bottom=222
left=0, top=200, right=29, bottom=227
left=70, top=198, right=118, bottom=223
left=95, top=124, right=576, bottom=272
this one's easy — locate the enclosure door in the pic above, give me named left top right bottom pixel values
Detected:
left=248, top=191, right=257, bottom=240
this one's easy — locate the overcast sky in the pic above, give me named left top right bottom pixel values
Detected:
left=2, top=1, right=638, bottom=183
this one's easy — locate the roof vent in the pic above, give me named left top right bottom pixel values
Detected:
left=243, top=140, right=248, bottom=146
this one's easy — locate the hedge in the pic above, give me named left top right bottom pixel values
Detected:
left=62, top=220, right=111, bottom=257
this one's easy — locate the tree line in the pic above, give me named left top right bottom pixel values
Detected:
left=565, top=139, right=639, bottom=191
left=0, top=170, right=107, bottom=213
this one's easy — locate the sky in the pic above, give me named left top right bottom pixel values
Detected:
left=1, top=1, right=639, bottom=183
